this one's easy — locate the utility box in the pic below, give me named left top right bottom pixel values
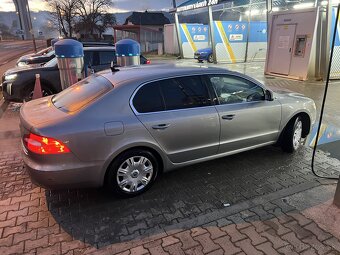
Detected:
left=265, top=8, right=318, bottom=81
left=116, top=39, right=140, bottom=66
left=55, top=39, right=84, bottom=90
left=164, top=24, right=179, bottom=55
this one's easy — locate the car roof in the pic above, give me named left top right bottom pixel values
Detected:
left=99, top=63, right=262, bottom=88
left=83, top=46, right=115, bottom=51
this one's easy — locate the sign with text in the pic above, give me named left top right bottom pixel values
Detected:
left=177, top=0, right=219, bottom=12
left=16, top=30, right=24, bottom=35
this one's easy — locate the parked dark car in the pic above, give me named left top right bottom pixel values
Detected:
left=16, top=42, right=116, bottom=67
left=17, top=45, right=150, bottom=67
left=82, top=41, right=115, bottom=47
left=16, top=47, right=55, bottom=67
left=2, top=46, right=150, bottom=102
left=194, top=48, right=213, bottom=63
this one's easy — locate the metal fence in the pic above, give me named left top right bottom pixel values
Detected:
left=330, top=7, right=340, bottom=79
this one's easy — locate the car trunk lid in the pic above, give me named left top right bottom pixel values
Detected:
left=20, top=96, right=69, bottom=131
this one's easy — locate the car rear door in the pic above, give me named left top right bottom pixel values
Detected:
left=206, top=74, right=282, bottom=153
left=132, top=75, right=220, bottom=163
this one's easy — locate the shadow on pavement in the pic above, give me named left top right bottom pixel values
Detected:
left=44, top=146, right=339, bottom=248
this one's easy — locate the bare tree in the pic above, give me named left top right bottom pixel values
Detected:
left=76, top=0, right=114, bottom=37
left=47, top=0, right=115, bottom=39
left=48, top=0, right=79, bottom=37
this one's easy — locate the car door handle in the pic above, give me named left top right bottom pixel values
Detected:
left=222, top=114, right=235, bottom=120
left=152, top=124, right=170, bottom=130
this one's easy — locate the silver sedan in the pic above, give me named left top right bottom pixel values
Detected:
left=20, top=65, right=316, bottom=197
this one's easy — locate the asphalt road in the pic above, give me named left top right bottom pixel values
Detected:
left=0, top=40, right=46, bottom=76
left=0, top=40, right=46, bottom=99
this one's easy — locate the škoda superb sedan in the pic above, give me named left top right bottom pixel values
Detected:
left=20, top=65, right=316, bottom=197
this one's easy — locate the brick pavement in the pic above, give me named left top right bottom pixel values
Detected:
left=0, top=102, right=340, bottom=254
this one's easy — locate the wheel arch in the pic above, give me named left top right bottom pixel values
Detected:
left=278, top=111, right=311, bottom=144
left=102, top=145, right=165, bottom=186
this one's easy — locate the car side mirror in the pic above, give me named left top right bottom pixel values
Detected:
left=265, top=90, right=274, bottom=101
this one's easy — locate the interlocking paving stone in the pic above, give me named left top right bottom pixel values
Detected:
left=1, top=101, right=340, bottom=254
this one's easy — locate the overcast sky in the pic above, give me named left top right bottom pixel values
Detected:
left=0, top=0, right=187, bottom=12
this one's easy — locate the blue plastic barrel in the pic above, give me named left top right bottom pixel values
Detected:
left=116, top=39, right=140, bottom=66
left=55, top=39, right=84, bottom=58
left=55, top=39, right=84, bottom=90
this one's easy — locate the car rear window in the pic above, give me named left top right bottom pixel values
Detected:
left=52, top=75, right=113, bottom=112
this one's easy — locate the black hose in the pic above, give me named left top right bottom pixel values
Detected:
left=311, top=4, right=340, bottom=180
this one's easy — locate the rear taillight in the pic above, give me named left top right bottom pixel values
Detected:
left=23, top=133, right=70, bottom=154
left=146, top=60, right=151, bottom=64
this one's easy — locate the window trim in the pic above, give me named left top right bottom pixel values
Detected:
left=130, top=74, right=215, bottom=115
left=205, top=74, right=266, bottom=106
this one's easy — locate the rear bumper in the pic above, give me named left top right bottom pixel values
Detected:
left=23, top=152, right=105, bottom=189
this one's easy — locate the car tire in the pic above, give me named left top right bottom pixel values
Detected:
left=281, top=116, right=303, bottom=153
left=23, top=84, right=54, bottom=102
left=105, top=149, right=159, bottom=197
left=208, top=54, right=213, bottom=63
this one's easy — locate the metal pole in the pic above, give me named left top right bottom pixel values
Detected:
left=323, top=0, right=333, bottom=80
left=311, top=4, right=339, bottom=183
left=245, top=0, right=252, bottom=62
left=174, top=12, right=184, bottom=58
left=208, top=6, right=217, bottom=64
left=315, top=7, right=323, bottom=80
left=266, top=0, right=272, bottom=42
left=333, top=5, right=340, bottom=208
left=172, top=0, right=177, bottom=8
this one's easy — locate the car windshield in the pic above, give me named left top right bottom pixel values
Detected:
left=37, top=47, right=52, bottom=55
left=52, top=75, right=113, bottom=112
left=44, top=58, right=57, bottom=67
left=45, top=50, right=55, bottom=57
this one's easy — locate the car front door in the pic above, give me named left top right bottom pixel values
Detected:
left=206, top=74, right=282, bottom=153
left=133, top=76, right=220, bottom=163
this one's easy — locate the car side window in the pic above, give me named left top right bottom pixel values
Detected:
left=209, top=75, right=265, bottom=105
left=99, top=51, right=116, bottom=65
left=133, top=82, right=165, bottom=113
left=159, top=76, right=211, bottom=111
left=92, top=52, right=100, bottom=66
left=84, top=51, right=94, bottom=66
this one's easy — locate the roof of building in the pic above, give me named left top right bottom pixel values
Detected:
left=123, top=11, right=170, bottom=26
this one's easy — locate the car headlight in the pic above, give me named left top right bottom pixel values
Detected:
left=5, top=74, right=18, bottom=81
left=17, top=61, right=28, bottom=67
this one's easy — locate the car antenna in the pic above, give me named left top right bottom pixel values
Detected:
left=110, top=61, right=120, bottom=72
